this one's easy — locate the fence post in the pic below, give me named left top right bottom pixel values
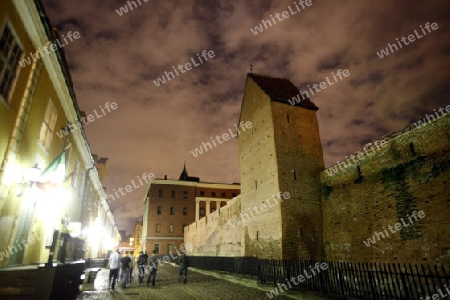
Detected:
left=367, top=263, right=377, bottom=300
left=337, top=262, right=347, bottom=299
left=400, top=264, right=410, bottom=299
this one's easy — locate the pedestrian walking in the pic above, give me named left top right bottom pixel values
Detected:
left=137, top=251, right=148, bottom=285
left=178, top=251, right=189, bottom=284
left=108, top=249, right=121, bottom=291
left=129, top=252, right=134, bottom=283
left=146, top=250, right=159, bottom=286
left=120, top=251, right=132, bottom=288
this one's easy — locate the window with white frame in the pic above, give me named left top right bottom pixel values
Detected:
left=39, top=100, right=57, bottom=151
left=0, top=24, right=23, bottom=103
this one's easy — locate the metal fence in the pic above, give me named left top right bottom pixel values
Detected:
left=189, top=257, right=450, bottom=299
left=188, top=256, right=259, bottom=277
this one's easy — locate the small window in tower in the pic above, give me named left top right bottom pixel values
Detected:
left=287, top=114, right=290, bottom=123
left=355, top=166, right=364, bottom=184
left=255, top=180, right=257, bottom=189
left=170, top=207, right=174, bottom=215
left=292, top=170, right=297, bottom=180
left=212, top=192, right=216, bottom=197
left=409, top=142, right=416, bottom=156
left=183, top=207, right=187, bottom=215
left=171, top=190, right=175, bottom=198
left=221, top=192, right=226, bottom=197
left=183, top=191, right=188, bottom=199
left=200, top=191, right=205, bottom=196
left=158, top=189, right=163, bottom=197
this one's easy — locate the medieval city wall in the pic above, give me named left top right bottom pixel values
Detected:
left=322, top=114, right=450, bottom=265
left=184, top=196, right=244, bottom=256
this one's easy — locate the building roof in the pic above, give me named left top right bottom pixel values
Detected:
left=248, top=73, right=319, bottom=111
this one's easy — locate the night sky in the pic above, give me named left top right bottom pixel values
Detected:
left=40, top=0, right=450, bottom=233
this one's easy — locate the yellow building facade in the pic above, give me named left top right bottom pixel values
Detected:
left=0, top=0, right=118, bottom=267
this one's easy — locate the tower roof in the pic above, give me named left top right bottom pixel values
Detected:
left=248, top=73, right=319, bottom=111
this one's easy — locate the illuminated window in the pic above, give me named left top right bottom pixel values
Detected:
left=39, top=100, right=57, bottom=151
left=169, top=224, right=174, bottom=233
left=0, top=24, right=23, bottom=102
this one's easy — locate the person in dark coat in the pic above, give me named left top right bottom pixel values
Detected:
left=178, top=251, right=189, bottom=284
left=137, top=251, right=148, bottom=285
left=147, top=250, right=158, bottom=286
left=120, top=252, right=132, bottom=288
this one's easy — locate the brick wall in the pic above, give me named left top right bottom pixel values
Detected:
left=322, top=114, right=450, bottom=265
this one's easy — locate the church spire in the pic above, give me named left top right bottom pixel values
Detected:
left=179, top=162, right=189, bottom=181
left=178, top=162, right=200, bottom=182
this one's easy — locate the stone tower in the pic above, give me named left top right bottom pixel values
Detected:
left=238, top=73, right=325, bottom=260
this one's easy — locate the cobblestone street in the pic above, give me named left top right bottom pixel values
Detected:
left=77, top=264, right=335, bottom=300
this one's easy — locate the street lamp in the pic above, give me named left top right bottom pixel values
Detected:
left=25, top=163, right=41, bottom=183
left=15, top=163, right=41, bottom=196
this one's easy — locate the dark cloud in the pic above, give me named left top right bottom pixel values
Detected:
left=41, top=0, right=450, bottom=233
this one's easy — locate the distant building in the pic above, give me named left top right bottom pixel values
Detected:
left=133, top=220, right=143, bottom=257
left=141, top=165, right=240, bottom=254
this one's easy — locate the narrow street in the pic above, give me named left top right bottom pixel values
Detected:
left=77, top=264, right=334, bottom=300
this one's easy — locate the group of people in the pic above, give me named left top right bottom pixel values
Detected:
left=107, top=249, right=189, bottom=291
left=107, top=249, right=134, bottom=290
